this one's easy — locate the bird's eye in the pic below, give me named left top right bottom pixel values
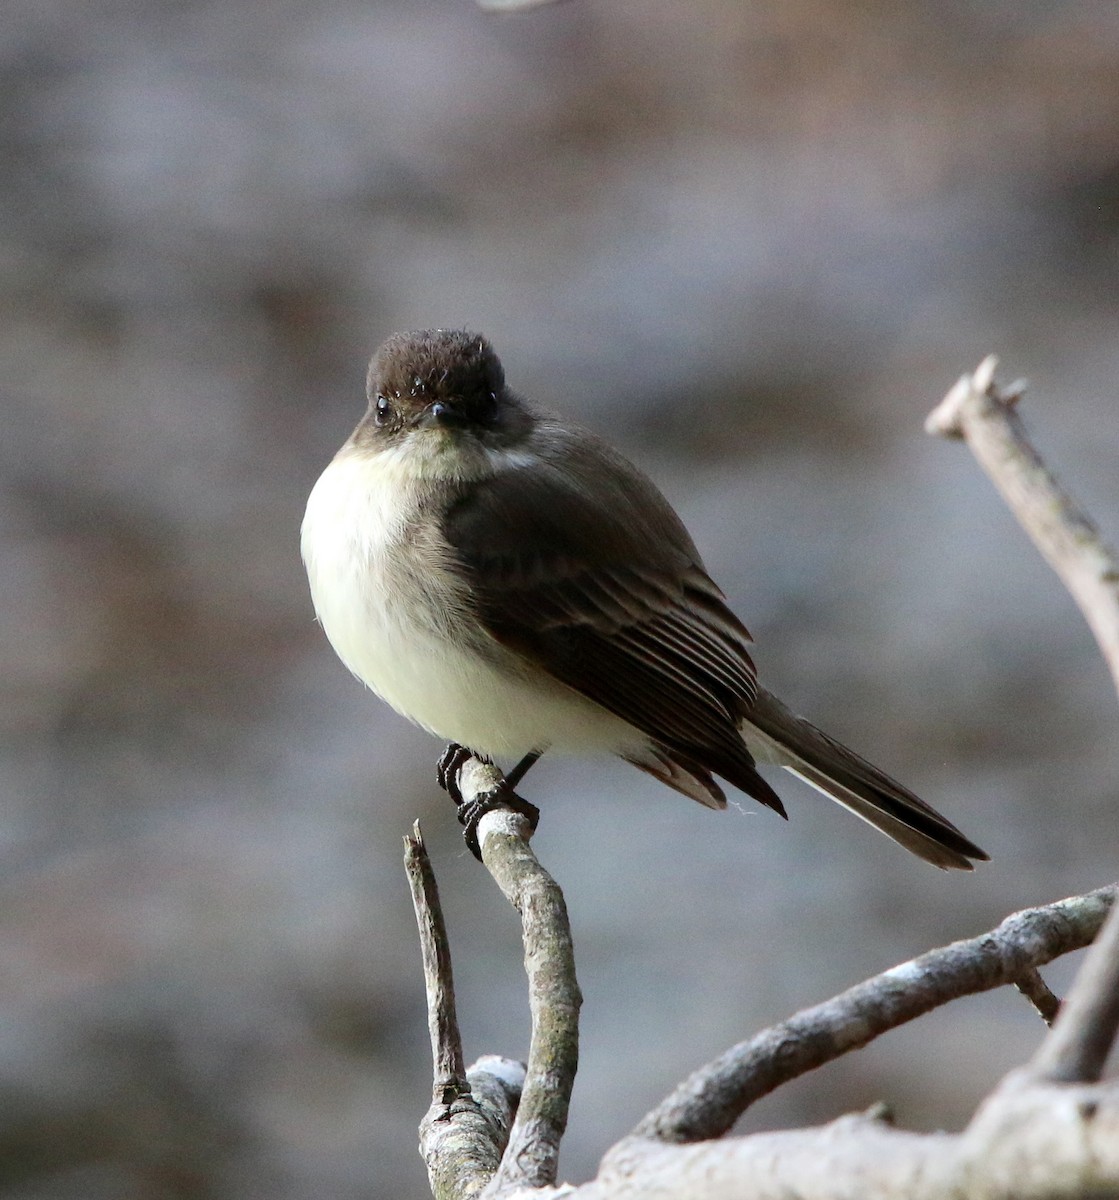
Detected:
left=374, top=395, right=392, bottom=426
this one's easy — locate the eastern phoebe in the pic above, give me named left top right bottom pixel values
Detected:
left=301, top=329, right=987, bottom=870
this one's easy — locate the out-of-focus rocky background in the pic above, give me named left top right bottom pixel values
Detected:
left=2, top=1, right=1118, bottom=1196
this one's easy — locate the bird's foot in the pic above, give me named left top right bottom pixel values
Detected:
left=436, top=742, right=477, bottom=806
left=436, top=743, right=540, bottom=861
left=457, top=784, right=540, bottom=861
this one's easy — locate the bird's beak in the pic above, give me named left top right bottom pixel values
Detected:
left=419, top=399, right=467, bottom=429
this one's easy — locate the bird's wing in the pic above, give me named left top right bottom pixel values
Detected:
left=440, top=428, right=785, bottom=814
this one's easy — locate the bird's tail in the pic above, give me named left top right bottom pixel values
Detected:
left=743, top=688, right=988, bottom=871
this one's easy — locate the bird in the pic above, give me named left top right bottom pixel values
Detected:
left=301, top=329, right=987, bottom=870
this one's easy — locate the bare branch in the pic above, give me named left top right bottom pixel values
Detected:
left=634, top=886, right=1116, bottom=1144
left=456, top=758, right=583, bottom=1192
left=405, top=821, right=468, bottom=1103
left=1031, top=897, right=1119, bottom=1083
left=1013, top=966, right=1062, bottom=1026
left=588, top=1080, right=1119, bottom=1200
left=926, top=354, right=1119, bottom=1080
left=420, top=1056, right=526, bottom=1200
left=408, top=824, right=520, bottom=1198
left=409, top=760, right=581, bottom=1197
left=926, top=355, right=1119, bottom=702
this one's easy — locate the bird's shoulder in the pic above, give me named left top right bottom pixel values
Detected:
left=441, top=408, right=701, bottom=582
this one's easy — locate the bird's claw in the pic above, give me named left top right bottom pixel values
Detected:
left=436, top=743, right=539, bottom=861
left=436, top=742, right=475, bottom=806
left=457, top=784, right=541, bottom=861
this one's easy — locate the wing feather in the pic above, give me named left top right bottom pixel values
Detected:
left=441, top=425, right=783, bottom=813
left=438, top=415, right=985, bottom=868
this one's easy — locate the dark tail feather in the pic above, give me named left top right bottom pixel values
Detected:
left=625, top=741, right=788, bottom=818
left=744, top=689, right=989, bottom=871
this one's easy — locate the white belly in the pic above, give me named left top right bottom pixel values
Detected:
left=300, top=450, right=642, bottom=760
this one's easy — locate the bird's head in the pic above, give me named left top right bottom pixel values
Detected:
left=367, top=328, right=509, bottom=431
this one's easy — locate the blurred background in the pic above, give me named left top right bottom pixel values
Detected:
left=3, top=0, right=1119, bottom=1196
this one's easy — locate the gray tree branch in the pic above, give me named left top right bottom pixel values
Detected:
left=462, top=759, right=582, bottom=1194
left=405, top=822, right=468, bottom=1104
left=926, top=354, right=1119, bottom=1095
left=1013, top=965, right=1062, bottom=1026
left=407, top=822, right=522, bottom=1199
left=633, top=886, right=1115, bottom=1144
left=590, top=1080, right=1119, bottom=1200
left=926, top=355, right=1119, bottom=702
left=1030, top=896, right=1119, bottom=1084
left=410, top=762, right=581, bottom=1199
left=410, top=809, right=1118, bottom=1198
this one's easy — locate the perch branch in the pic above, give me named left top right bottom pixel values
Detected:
left=926, top=355, right=1119, bottom=702
left=633, top=886, right=1115, bottom=1143
left=454, top=758, right=583, bottom=1193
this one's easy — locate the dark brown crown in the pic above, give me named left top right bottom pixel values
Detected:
left=367, top=330, right=505, bottom=417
